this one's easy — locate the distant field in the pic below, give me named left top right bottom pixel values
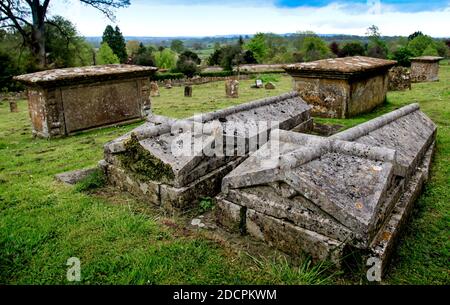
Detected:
left=0, top=65, right=448, bottom=284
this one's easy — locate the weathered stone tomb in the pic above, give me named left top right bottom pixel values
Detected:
left=410, top=56, right=444, bottom=83
left=284, top=56, right=397, bottom=118
left=100, top=92, right=312, bottom=212
left=388, top=66, right=411, bottom=91
left=14, top=64, right=157, bottom=138
left=216, top=103, right=436, bottom=276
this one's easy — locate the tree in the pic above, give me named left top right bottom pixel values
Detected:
left=0, top=0, right=130, bottom=68
left=126, top=40, right=140, bottom=57
left=153, top=48, right=177, bottom=69
left=329, top=42, right=340, bottom=57
left=170, top=39, right=184, bottom=53
left=102, top=25, right=127, bottom=63
left=97, top=42, right=120, bottom=65
left=422, top=44, right=439, bottom=56
left=366, top=25, right=388, bottom=59
left=390, top=46, right=414, bottom=67
left=131, top=44, right=155, bottom=66
left=45, top=16, right=93, bottom=68
left=246, top=33, right=268, bottom=63
left=407, top=34, right=434, bottom=57
left=339, top=41, right=365, bottom=57
left=300, top=36, right=330, bottom=62
left=175, top=51, right=201, bottom=78
left=408, top=31, right=423, bottom=41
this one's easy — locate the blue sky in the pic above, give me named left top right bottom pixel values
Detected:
left=50, top=0, right=450, bottom=37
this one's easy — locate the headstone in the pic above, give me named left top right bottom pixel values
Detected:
left=225, top=79, right=239, bottom=98
left=150, top=81, right=160, bottom=97
left=9, top=100, right=18, bottom=113
left=284, top=56, right=397, bottom=118
left=13, top=65, right=157, bottom=138
left=184, top=85, right=192, bottom=97
left=164, top=79, right=173, bottom=89
left=255, top=79, right=263, bottom=88
left=265, top=82, right=276, bottom=90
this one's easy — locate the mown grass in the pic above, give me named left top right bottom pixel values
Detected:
left=0, top=67, right=448, bottom=284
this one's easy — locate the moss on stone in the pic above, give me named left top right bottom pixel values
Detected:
left=117, top=133, right=175, bottom=183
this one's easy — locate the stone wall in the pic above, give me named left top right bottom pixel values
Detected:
left=156, top=75, right=251, bottom=87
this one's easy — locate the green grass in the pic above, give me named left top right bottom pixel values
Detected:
left=0, top=65, right=449, bottom=284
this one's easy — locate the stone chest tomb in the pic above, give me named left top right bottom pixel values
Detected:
left=100, top=92, right=312, bottom=212
left=284, top=56, right=396, bottom=118
left=216, top=104, right=436, bottom=276
left=14, top=64, right=157, bottom=138
left=410, top=56, right=444, bottom=83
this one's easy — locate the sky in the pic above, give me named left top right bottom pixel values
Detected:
left=50, top=0, right=450, bottom=37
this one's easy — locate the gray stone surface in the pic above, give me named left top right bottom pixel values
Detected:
left=217, top=103, right=437, bottom=275
left=55, top=168, right=97, bottom=185
left=103, top=92, right=312, bottom=211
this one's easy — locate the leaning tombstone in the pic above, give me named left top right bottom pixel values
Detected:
left=265, top=82, right=276, bottom=90
left=184, top=85, right=193, bottom=97
left=225, top=79, right=239, bottom=98
left=150, top=81, right=160, bottom=97
left=13, top=64, right=157, bottom=138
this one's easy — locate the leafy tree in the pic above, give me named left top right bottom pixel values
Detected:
left=422, top=44, right=439, bottom=56
left=175, top=51, right=201, bottom=78
left=97, top=42, right=120, bottom=64
left=407, top=34, right=434, bottom=57
left=408, top=31, right=423, bottom=41
left=45, top=16, right=93, bottom=68
left=0, top=0, right=130, bottom=68
left=170, top=39, right=184, bottom=53
left=434, top=40, right=449, bottom=57
left=246, top=33, right=268, bottom=63
left=102, top=25, right=127, bottom=63
left=131, top=44, right=155, bottom=66
left=339, top=41, right=365, bottom=57
left=366, top=25, right=388, bottom=58
left=126, top=40, right=140, bottom=57
left=242, top=50, right=257, bottom=64
left=153, top=48, right=177, bottom=69
left=300, top=36, right=330, bottom=62
left=329, top=42, right=340, bottom=56
left=390, top=46, right=414, bottom=67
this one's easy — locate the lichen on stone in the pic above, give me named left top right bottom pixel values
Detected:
left=117, top=133, right=175, bottom=183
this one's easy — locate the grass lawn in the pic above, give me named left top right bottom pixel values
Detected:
left=0, top=69, right=448, bottom=285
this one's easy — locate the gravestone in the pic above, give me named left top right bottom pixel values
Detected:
left=164, top=79, right=173, bottom=89
left=255, top=79, right=263, bottom=88
left=100, top=92, right=312, bottom=212
left=225, top=79, right=239, bottom=98
left=388, top=66, right=411, bottom=91
left=9, top=99, right=18, bottom=112
left=284, top=56, right=396, bottom=118
left=150, top=81, right=160, bottom=97
left=265, top=82, right=276, bottom=90
left=216, top=103, right=436, bottom=277
left=410, top=56, right=444, bottom=83
left=184, top=85, right=193, bottom=97
left=13, top=65, right=157, bottom=138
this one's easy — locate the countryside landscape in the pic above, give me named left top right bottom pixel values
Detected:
left=0, top=0, right=449, bottom=290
